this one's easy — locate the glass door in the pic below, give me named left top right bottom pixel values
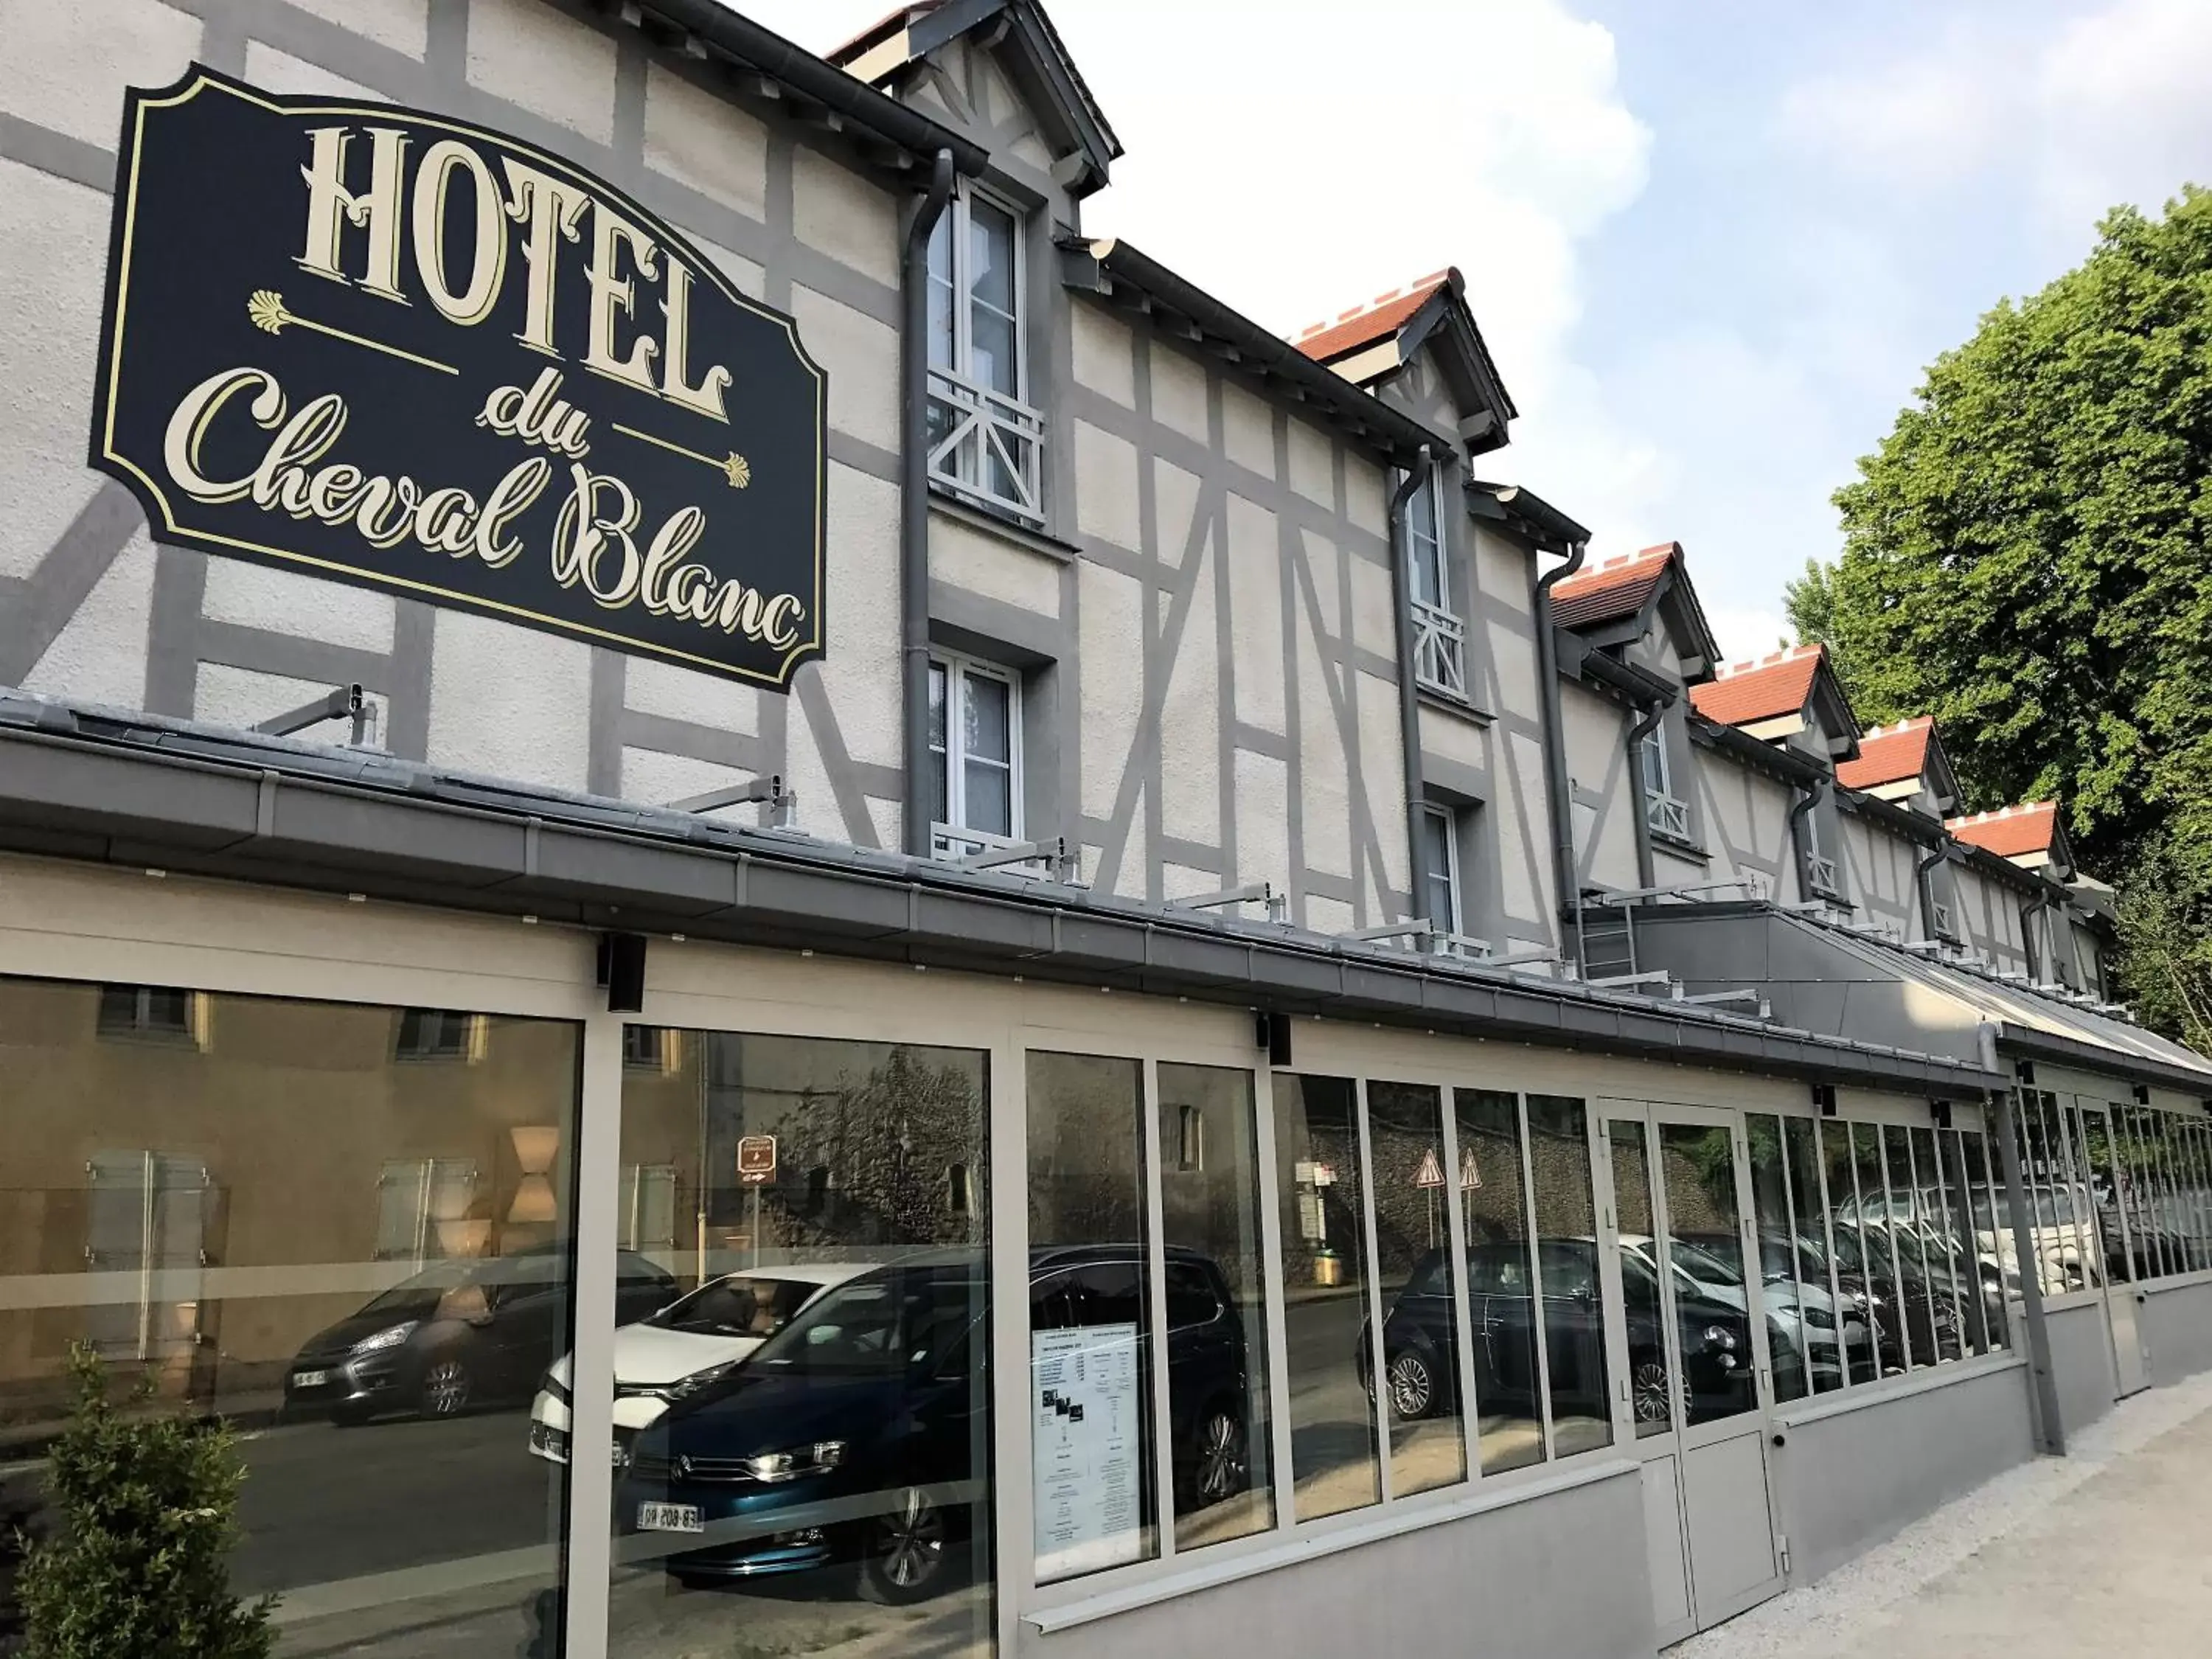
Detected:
left=1597, top=1102, right=1780, bottom=1639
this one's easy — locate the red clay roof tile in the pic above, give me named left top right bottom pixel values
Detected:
left=1686, top=643, right=1826, bottom=728
left=1293, top=271, right=1454, bottom=366
left=1947, top=801, right=2059, bottom=860
left=1551, top=543, right=1677, bottom=630
left=1836, top=717, right=1935, bottom=791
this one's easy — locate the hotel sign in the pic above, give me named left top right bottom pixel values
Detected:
left=90, top=69, right=827, bottom=689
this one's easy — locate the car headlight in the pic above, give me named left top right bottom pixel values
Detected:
left=350, top=1321, right=418, bottom=1354
left=1701, top=1324, right=1738, bottom=1352
left=742, top=1441, right=846, bottom=1484
left=664, top=1360, right=744, bottom=1403
left=540, top=1368, right=571, bottom=1405
left=1803, top=1305, right=1835, bottom=1329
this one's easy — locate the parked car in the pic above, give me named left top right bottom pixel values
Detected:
left=619, top=1244, right=1253, bottom=1603
left=285, top=1247, right=675, bottom=1425
left=529, top=1262, right=877, bottom=1466
left=1357, top=1236, right=1753, bottom=1431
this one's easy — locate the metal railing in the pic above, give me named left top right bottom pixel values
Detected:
left=928, top=366, right=1046, bottom=526
left=1645, top=790, right=1691, bottom=841
left=1806, top=852, right=1840, bottom=897
left=1410, top=599, right=1467, bottom=700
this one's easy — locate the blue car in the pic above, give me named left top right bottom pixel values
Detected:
left=619, top=1245, right=1253, bottom=1603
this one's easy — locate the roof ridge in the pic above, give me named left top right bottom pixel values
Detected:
left=1291, top=268, right=1454, bottom=343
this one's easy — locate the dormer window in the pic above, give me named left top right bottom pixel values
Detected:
left=1403, top=470, right=1467, bottom=700
left=927, top=187, right=1043, bottom=527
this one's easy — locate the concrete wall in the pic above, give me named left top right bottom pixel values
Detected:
left=2042, top=1298, right=2119, bottom=1440
left=1019, top=1466, right=1655, bottom=1659
left=1691, top=743, right=1800, bottom=905
left=2143, top=1279, right=2212, bottom=1385
left=1770, top=1363, right=2037, bottom=1586
left=1562, top=679, right=1639, bottom=894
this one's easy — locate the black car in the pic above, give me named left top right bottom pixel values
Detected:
left=286, top=1246, right=675, bottom=1423
left=1362, top=1237, right=1753, bottom=1429
left=620, top=1245, right=1253, bottom=1603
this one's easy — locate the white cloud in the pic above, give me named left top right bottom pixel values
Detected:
left=1778, top=0, right=2212, bottom=232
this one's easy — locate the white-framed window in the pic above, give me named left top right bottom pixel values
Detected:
left=927, top=186, right=1044, bottom=526
left=1403, top=470, right=1467, bottom=699
left=928, top=650, right=1022, bottom=858
left=1419, top=803, right=1465, bottom=946
left=1640, top=728, right=1691, bottom=841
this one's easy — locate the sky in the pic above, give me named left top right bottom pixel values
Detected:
left=736, top=0, right=2212, bottom=662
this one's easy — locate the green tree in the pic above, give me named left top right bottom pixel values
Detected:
left=1792, top=185, right=2212, bottom=1036
left=16, top=1345, right=274, bottom=1659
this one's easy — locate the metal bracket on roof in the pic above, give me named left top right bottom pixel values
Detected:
left=950, top=835, right=1078, bottom=883
left=1343, top=919, right=1433, bottom=947
left=1590, top=878, right=1762, bottom=908
left=257, top=682, right=373, bottom=746
left=1169, top=881, right=1288, bottom=924
left=1585, top=970, right=1675, bottom=991
left=1480, top=947, right=1564, bottom=973
left=667, top=773, right=795, bottom=830
left=1674, top=987, right=1773, bottom=1020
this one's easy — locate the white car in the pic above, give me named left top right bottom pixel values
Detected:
left=528, top=1262, right=875, bottom=1465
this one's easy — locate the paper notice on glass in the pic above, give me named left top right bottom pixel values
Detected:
left=1032, top=1321, right=1144, bottom=1582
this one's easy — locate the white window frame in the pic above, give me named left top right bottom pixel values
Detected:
left=928, top=649, right=1025, bottom=861
left=1802, top=802, right=1839, bottom=898
left=928, top=184, right=1046, bottom=526
left=1640, top=728, right=1691, bottom=843
left=1402, top=470, right=1467, bottom=700
left=1420, top=803, right=1475, bottom=957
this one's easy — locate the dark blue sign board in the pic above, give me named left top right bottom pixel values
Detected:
left=91, top=68, right=827, bottom=689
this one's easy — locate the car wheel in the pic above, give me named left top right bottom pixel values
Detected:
left=1631, top=1354, right=1671, bottom=1424
left=421, top=1355, right=472, bottom=1418
left=860, top=1485, right=951, bottom=1606
left=1189, top=1405, right=1249, bottom=1509
left=1386, top=1351, right=1437, bottom=1421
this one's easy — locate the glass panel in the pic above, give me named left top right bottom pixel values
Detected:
left=2190, top=1122, right=2212, bottom=1264
left=2121, top=1107, right=2166, bottom=1280
left=1272, top=1075, right=1378, bottom=1519
left=1454, top=1090, right=1544, bottom=1472
left=0, top=975, right=579, bottom=1659
left=1960, top=1131, right=2011, bottom=1349
left=2016, top=1095, right=2059, bottom=1298
left=2057, top=1100, right=2104, bottom=1290
left=1157, top=1064, right=1273, bottom=1550
left=1910, top=1126, right=1964, bottom=1362
left=2080, top=1107, right=2132, bottom=1285
left=964, top=761, right=1014, bottom=838
left=966, top=198, right=1018, bottom=316
left=926, top=218, right=955, bottom=371
left=1820, top=1119, right=1880, bottom=1385
left=1936, top=1131, right=1989, bottom=1356
left=961, top=669, right=1011, bottom=765
left=1405, top=477, right=1442, bottom=609
left=610, top=1033, right=990, bottom=1659
left=927, top=662, right=949, bottom=827
left=1420, top=811, right=1456, bottom=932
left=1024, top=1053, right=1155, bottom=1583
left=1786, top=1117, right=1848, bottom=1392
left=1607, top=1119, right=1670, bottom=1437
left=1882, top=1126, right=1937, bottom=1371
left=1655, top=1123, right=1758, bottom=1425
left=2157, top=1113, right=2197, bottom=1273
left=1365, top=1082, right=1467, bottom=1497
left=1745, top=1115, right=1809, bottom=1402
left=1853, top=1121, right=1908, bottom=1375
left=1528, top=1097, right=1612, bottom=1455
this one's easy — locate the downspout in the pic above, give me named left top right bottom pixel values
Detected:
left=1534, top=538, right=1590, bottom=966
left=1786, top=775, right=1824, bottom=902
left=1915, top=840, right=1950, bottom=942
left=1388, top=445, right=1435, bottom=924
left=1991, top=1075, right=2067, bottom=1455
left=900, top=150, right=957, bottom=858
left=1625, top=698, right=1669, bottom=891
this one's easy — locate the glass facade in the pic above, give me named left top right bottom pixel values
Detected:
left=0, top=975, right=582, bottom=1658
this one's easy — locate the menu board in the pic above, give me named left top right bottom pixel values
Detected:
left=1032, top=1322, right=1144, bottom=1582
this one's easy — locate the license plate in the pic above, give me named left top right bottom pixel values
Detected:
left=638, top=1502, right=703, bottom=1533
left=293, top=1370, right=330, bottom=1388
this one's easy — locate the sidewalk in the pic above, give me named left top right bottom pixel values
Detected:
left=1673, top=1370, right=2212, bottom=1659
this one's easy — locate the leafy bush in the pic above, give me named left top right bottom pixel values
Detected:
left=15, top=1345, right=274, bottom=1659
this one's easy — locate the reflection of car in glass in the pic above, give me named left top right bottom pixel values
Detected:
left=1679, top=1233, right=1854, bottom=1395
left=621, top=1245, right=1252, bottom=1604
left=1823, top=1222, right=1959, bottom=1373
left=529, top=1262, right=878, bottom=1466
left=285, top=1248, right=675, bottom=1424
left=1357, top=1237, right=1751, bottom=1430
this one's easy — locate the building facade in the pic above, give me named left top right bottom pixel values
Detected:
left=1, top=4, right=2210, bottom=1658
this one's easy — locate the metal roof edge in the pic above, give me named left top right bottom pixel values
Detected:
left=0, top=709, right=2002, bottom=1099
left=1995, top=1023, right=2212, bottom=1099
